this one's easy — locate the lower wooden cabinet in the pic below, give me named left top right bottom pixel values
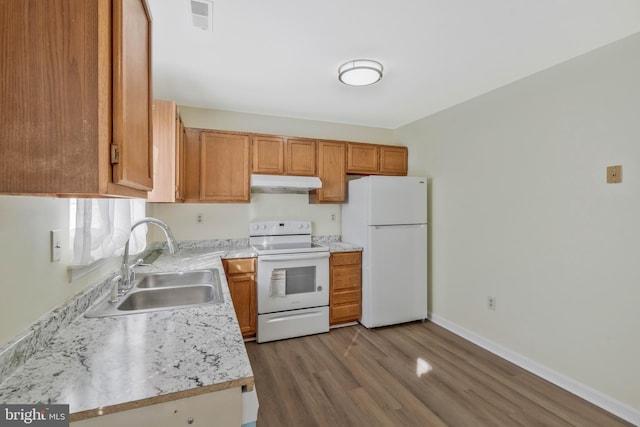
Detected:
left=222, top=258, right=257, bottom=338
left=330, top=251, right=362, bottom=325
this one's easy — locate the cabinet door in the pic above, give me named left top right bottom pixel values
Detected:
left=312, top=141, right=346, bottom=203
left=285, top=139, right=317, bottom=176
left=111, top=0, right=153, bottom=191
left=0, top=0, right=150, bottom=198
left=251, top=136, right=284, bottom=174
left=175, top=114, right=186, bottom=201
left=148, top=100, right=182, bottom=202
left=228, top=273, right=257, bottom=338
left=223, top=258, right=257, bottom=338
left=200, top=132, right=250, bottom=202
left=347, top=143, right=379, bottom=174
left=379, top=146, right=408, bottom=176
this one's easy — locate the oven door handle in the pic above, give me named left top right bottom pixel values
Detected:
left=263, top=309, right=326, bottom=323
left=258, top=252, right=330, bottom=262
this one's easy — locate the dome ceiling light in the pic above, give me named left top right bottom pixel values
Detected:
left=338, top=59, right=383, bottom=86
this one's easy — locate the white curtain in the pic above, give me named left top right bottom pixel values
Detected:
left=70, top=199, right=147, bottom=265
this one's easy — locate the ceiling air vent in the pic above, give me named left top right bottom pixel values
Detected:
left=188, top=0, right=213, bottom=31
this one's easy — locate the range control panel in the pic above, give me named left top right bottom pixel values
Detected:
left=249, top=220, right=312, bottom=237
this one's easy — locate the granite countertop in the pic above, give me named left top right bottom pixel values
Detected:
left=0, top=247, right=254, bottom=422
left=321, top=241, right=363, bottom=252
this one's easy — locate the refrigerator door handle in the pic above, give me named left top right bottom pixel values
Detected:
left=373, top=224, right=426, bottom=229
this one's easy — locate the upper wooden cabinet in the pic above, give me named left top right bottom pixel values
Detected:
left=347, top=143, right=408, bottom=176
left=379, top=145, right=408, bottom=175
left=183, top=127, right=406, bottom=204
left=347, top=143, right=379, bottom=174
left=285, top=138, right=317, bottom=176
left=199, top=131, right=251, bottom=203
left=147, top=100, right=185, bottom=203
left=176, top=118, right=186, bottom=201
left=0, top=0, right=153, bottom=197
left=311, top=141, right=346, bottom=203
left=251, top=136, right=317, bottom=176
left=251, top=136, right=285, bottom=175
left=184, top=128, right=252, bottom=203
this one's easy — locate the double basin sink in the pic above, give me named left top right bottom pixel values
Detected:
left=86, top=269, right=224, bottom=318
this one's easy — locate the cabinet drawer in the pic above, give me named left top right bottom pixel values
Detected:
left=332, top=268, right=361, bottom=291
left=332, top=289, right=361, bottom=305
left=223, top=258, right=256, bottom=274
left=331, top=303, right=361, bottom=324
left=331, top=251, right=361, bottom=266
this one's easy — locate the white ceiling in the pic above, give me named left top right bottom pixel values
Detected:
left=149, top=0, right=640, bottom=129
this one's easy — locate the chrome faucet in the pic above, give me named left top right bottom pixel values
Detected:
left=119, top=217, right=179, bottom=294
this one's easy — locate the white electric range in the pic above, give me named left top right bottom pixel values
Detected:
left=249, top=220, right=330, bottom=343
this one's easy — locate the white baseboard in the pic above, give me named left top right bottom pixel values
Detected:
left=429, top=314, right=640, bottom=426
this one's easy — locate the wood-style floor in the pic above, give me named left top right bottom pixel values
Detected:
left=245, top=321, right=631, bottom=427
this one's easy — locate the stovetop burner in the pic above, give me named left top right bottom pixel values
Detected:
left=249, top=220, right=329, bottom=255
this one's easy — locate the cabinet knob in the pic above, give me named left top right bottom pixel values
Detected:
left=187, top=417, right=194, bottom=424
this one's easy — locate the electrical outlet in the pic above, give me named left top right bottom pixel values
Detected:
left=607, top=165, right=622, bottom=184
left=487, top=297, right=496, bottom=311
left=51, top=230, right=62, bottom=262
left=196, top=214, right=204, bottom=224
left=330, top=212, right=337, bottom=222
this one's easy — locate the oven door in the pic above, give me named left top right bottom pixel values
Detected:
left=257, top=252, right=329, bottom=314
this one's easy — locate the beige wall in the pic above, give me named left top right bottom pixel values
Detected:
left=0, top=196, right=119, bottom=346
left=149, top=193, right=341, bottom=240
left=148, top=108, right=396, bottom=241
left=396, top=33, right=640, bottom=410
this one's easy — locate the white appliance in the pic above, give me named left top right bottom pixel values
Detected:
left=250, top=220, right=330, bottom=343
left=250, top=174, right=322, bottom=194
left=342, top=176, right=428, bottom=328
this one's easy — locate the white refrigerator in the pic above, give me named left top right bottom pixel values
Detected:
left=342, top=176, right=428, bottom=328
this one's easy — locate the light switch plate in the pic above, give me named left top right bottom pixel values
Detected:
left=607, top=165, right=622, bottom=184
left=51, top=230, right=62, bottom=262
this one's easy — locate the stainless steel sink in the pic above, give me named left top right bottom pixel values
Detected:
left=118, top=285, right=218, bottom=311
left=135, top=270, right=214, bottom=289
left=85, top=269, right=224, bottom=318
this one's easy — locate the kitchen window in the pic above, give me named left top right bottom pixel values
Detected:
left=68, top=199, right=146, bottom=279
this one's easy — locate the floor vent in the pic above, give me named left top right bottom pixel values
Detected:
left=188, top=0, right=213, bottom=31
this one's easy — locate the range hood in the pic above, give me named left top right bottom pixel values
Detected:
left=250, top=174, right=322, bottom=194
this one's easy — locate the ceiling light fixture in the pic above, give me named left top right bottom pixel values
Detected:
left=338, top=59, right=383, bottom=86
